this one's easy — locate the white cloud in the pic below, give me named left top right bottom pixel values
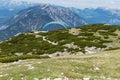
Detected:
left=12, top=0, right=120, bottom=9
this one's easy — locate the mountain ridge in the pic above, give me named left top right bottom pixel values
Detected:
left=72, top=7, right=120, bottom=25
left=0, top=4, right=87, bottom=40
left=0, top=0, right=38, bottom=9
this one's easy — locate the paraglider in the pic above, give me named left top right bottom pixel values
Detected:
left=42, top=21, right=68, bottom=30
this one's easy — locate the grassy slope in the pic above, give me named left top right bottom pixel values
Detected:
left=0, top=24, right=120, bottom=59
left=0, top=49, right=120, bottom=80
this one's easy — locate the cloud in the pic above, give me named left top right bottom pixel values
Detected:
left=18, top=0, right=120, bottom=9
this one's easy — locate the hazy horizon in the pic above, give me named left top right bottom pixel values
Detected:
left=0, top=0, right=120, bottom=9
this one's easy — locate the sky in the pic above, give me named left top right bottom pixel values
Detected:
left=21, top=0, right=120, bottom=9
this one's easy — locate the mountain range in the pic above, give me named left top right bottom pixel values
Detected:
left=0, top=0, right=120, bottom=40
left=0, top=0, right=38, bottom=27
left=0, top=4, right=87, bottom=40
left=0, top=0, right=38, bottom=9
left=1, top=0, right=120, bottom=26
left=72, top=7, right=120, bottom=25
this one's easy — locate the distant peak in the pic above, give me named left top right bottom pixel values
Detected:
left=40, top=3, right=52, bottom=8
left=0, top=0, right=36, bottom=6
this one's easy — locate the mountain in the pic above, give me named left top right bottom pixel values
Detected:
left=0, top=0, right=38, bottom=9
left=0, top=0, right=38, bottom=27
left=71, top=8, right=120, bottom=25
left=0, top=4, right=87, bottom=40
left=1, top=0, right=120, bottom=27
left=0, top=9, right=16, bottom=26
left=0, top=24, right=120, bottom=59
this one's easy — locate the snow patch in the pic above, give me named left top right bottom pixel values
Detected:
left=0, top=25, right=9, bottom=30
left=9, top=8, right=14, bottom=11
left=14, top=14, right=18, bottom=19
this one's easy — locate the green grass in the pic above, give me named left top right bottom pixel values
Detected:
left=0, top=49, right=120, bottom=80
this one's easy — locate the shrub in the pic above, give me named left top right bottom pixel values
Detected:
left=79, top=32, right=94, bottom=36
left=0, top=55, right=49, bottom=63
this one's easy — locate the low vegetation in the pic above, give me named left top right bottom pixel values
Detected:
left=0, top=24, right=120, bottom=60
left=0, top=55, right=49, bottom=63
left=0, top=49, right=120, bottom=80
left=0, top=24, right=120, bottom=79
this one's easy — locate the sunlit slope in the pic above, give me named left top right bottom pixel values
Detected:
left=0, top=49, right=120, bottom=80
left=0, top=24, right=120, bottom=58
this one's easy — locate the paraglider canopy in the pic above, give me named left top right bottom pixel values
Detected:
left=42, top=21, right=68, bottom=30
